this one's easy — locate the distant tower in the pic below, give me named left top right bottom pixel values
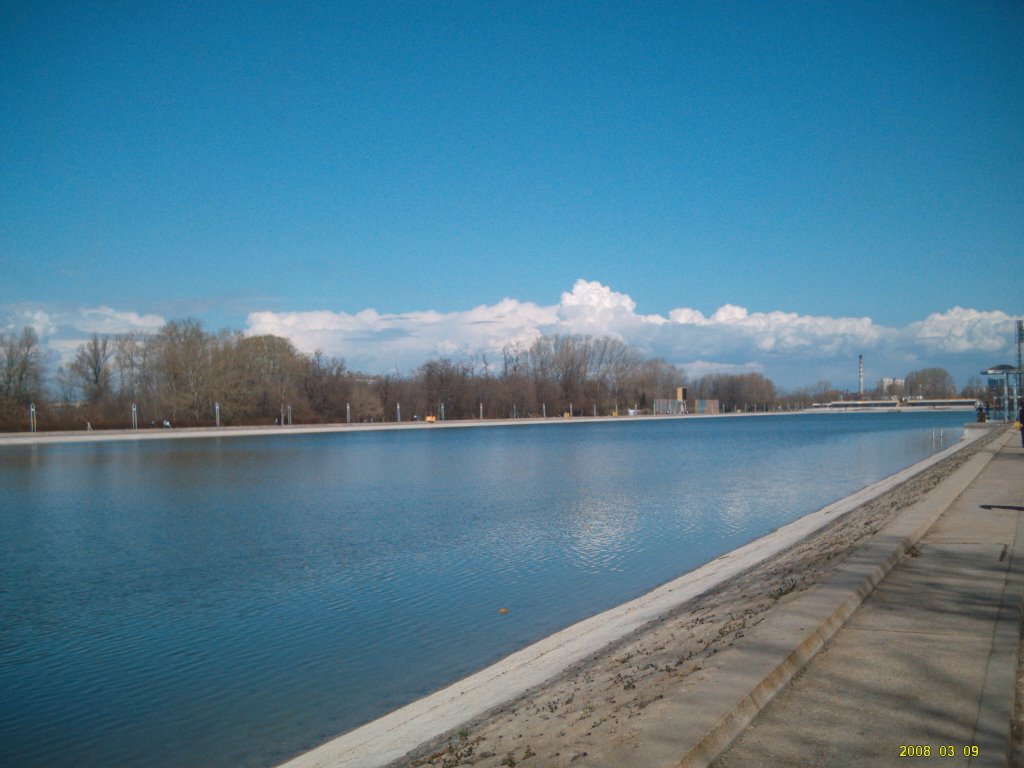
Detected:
left=858, top=355, right=864, bottom=396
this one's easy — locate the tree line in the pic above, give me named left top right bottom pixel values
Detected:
left=0, top=320, right=969, bottom=432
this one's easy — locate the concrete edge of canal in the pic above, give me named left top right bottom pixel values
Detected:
left=275, top=426, right=1000, bottom=768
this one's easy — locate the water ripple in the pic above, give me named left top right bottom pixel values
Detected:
left=0, top=413, right=966, bottom=767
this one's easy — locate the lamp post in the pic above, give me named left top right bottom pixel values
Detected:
left=1017, top=320, right=1023, bottom=412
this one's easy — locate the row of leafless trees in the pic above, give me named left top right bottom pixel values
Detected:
left=0, top=319, right=968, bottom=432
left=2, top=322, right=691, bottom=430
left=380, top=335, right=686, bottom=422
left=45, top=320, right=361, bottom=429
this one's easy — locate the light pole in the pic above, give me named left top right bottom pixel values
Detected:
left=1017, top=320, right=1023, bottom=411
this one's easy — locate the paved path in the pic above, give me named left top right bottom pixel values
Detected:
left=711, top=432, right=1024, bottom=768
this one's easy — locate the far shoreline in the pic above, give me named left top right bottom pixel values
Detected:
left=0, top=406, right=979, bottom=447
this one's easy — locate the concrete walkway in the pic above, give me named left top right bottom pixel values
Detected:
left=710, top=431, right=1024, bottom=768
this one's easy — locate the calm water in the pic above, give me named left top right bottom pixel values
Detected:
left=1, top=412, right=966, bottom=767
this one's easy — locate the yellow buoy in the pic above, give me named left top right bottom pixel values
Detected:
left=498, top=607, right=509, bottom=614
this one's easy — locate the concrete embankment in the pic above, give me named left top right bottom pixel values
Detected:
left=608, top=428, right=1021, bottom=768
left=0, top=408, right=976, bottom=447
left=277, top=427, right=1000, bottom=768
left=0, top=414, right=690, bottom=446
left=710, top=429, right=1023, bottom=768
left=712, top=430, right=1024, bottom=765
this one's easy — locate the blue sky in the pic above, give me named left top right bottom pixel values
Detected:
left=2, top=1, right=1022, bottom=390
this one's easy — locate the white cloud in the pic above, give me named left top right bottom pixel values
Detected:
left=667, top=304, right=884, bottom=355
left=4, top=285, right=1019, bottom=390
left=0, top=304, right=167, bottom=368
left=70, top=306, right=166, bottom=335
left=243, top=280, right=1020, bottom=388
left=3, top=304, right=166, bottom=338
left=14, top=310, right=58, bottom=338
left=557, top=279, right=667, bottom=333
left=247, top=297, right=559, bottom=371
left=904, top=307, right=1017, bottom=354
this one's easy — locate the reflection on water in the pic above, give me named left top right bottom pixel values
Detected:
left=0, top=413, right=966, bottom=768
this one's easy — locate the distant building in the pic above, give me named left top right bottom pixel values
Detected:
left=653, top=398, right=686, bottom=415
left=652, top=386, right=719, bottom=415
left=688, top=399, right=720, bottom=415
left=986, top=376, right=1018, bottom=410
left=811, top=398, right=977, bottom=411
left=878, top=377, right=905, bottom=395
left=653, top=386, right=689, bottom=415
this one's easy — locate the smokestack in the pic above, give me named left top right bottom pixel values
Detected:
left=858, top=354, right=864, bottom=396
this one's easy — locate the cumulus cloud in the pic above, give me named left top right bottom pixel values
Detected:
left=247, top=297, right=559, bottom=371
left=903, top=307, right=1018, bottom=354
left=243, top=279, right=1020, bottom=388
left=666, top=304, right=884, bottom=355
left=558, top=279, right=667, bottom=333
left=4, top=283, right=1019, bottom=390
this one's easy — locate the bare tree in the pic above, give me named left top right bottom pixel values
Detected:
left=299, top=351, right=349, bottom=422
left=113, top=333, right=149, bottom=403
left=68, top=334, right=113, bottom=406
left=0, top=327, right=45, bottom=406
left=904, top=367, right=956, bottom=399
left=960, top=375, right=986, bottom=401
left=0, top=327, right=46, bottom=428
left=150, top=319, right=213, bottom=423
left=624, top=357, right=684, bottom=410
left=693, top=372, right=776, bottom=412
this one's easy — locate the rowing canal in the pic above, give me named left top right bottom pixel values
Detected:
left=0, top=411, right=968, bottom=767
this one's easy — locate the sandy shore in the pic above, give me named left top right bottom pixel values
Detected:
left=377, top=428, right=1003, bottom=768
